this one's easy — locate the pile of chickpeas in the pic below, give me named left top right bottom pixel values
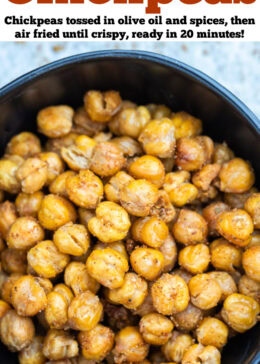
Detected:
left=0, top=90, right=259, bottom=364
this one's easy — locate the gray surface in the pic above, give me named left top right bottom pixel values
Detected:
left=0, top=42, right=259, bottom=118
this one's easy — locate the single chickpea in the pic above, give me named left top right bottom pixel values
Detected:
left=178, top=244, right=210, bottom=274
left=171, top=112, right=202, bottom=139
left=78, top=324, right=114, bottom=361
left=1, top=248, right=27, bottom=274
left=224, top=188, right=258, bottom=209
left=238, top=275, right=260, bottom=303
left=0, top=310, right=35, bottom=351
left=1, top=273, right=23, bottom=304
left=38, top=152, right=64, bottom=185
left=108, top=100, right=137, bottom=135
left=162, top=331, right=194, bottom=363
left=182, top=344, right=221, bottom=364
left=202, top=202, right=230, bottom=236
left=216, top=209, right=253, bottom=247
left=0, top=201, right=17, bottom=239
left=138, top=118, right=175, bottom=158
left=15, top=191, right=44, bottom=218
left=132, top=216, right=169, bottom=248
left=45, top=291, right=68, bottom=329
left=105, top=171, right=134, bottom=203
left=94, top=240, right=129, bottom=261
left=27, top=240, right=70, bottom=279
left=0, top=300, right=11, bottom=320
left=120, top=179, right=159, bottom=217
left=84, top=90, right=122, bottom=122
left=37, top=105, right=74, bottom=138
left=210, top=238, right=242, bottom=272
left=53, top=284, right=74, bottom=305
left=146, top=104, right=171, bottom=119
left=113, top=326, right=149, bottom=363
left=73, top=106, right=106, bottom=136
left=43, top=329, right=79, bottom=360
left=176, top=136, right=213, bottom=171
left=117, top=106, right=151, bottom=139
left=242, top=246, right=260, bottom=282
left=221, top=293, right=260, bottom=333
left=68, top=290, right=103, bottom=331
left=219, top=158, right=255, bottom=193
left=45, top=132, right=78, bottom=155
left=150, top=190, right=176, bottom=223
left=172, top=303, right=203, bottom=332
left=18, top=336, right=45, bottom=364
left=208, top=271, right=237, bottom=301
left=6, top=132, right=41, bottom=159
left=151, top=274, right=190, bottom=315
left=196, top=317, right=228, bottom=349
left=213, top=142, right=234, bottom=164
left=87, top=248, right=128, bottom=289
left=7, top=216, right=44, bottom=250
left=88, top=201, right=130, bottom=243
left=159, top=234, right=177, bottom=273
left=106, top=272, right=148, bottom=310
left=128, top=155, right=165, bottom=188
left=244, top=193, right=260, bottom=229
left=189, top=274, right=222, bottom=310
left=0, top=157, right=22, bottom=194
left=130, top=247, right=165, bottom=281
left=49, top=171, right=76, bottom=198
left=139, top=313, right=173, bottom=345
left=192, top=164, right=221, bottom=191
left=38, top=194, right=77, bottom=231
left=111, top=136, right=143, bottom=157
left=172, top=209, right=208, bottom=245
left=16, top=158, right=48, bottom=194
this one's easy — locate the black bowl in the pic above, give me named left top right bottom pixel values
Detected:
left=0, top=50, right=259, bottom=364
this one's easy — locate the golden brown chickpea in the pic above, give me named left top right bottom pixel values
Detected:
left=53, top=223, right=90, bottom=256
left=49, top=171, right=76, bottom=198
left=38, top=152, right=64, bottom=185
left=108, top=100, right=137, bottom=135
left=78, top=324, right=114, bottom=361
left=68, top=290, right=103, bottom=331
left=152, top=274, right=190, bottom=315
left=173, top=209, right=208, bottom=245
left=7, top=217, right=44, bottom=250
left=176, top=136, right=213, bottom=171
left=16, top=158, right=48, bottom=194
left=37, top=106, right=74, bottom=138
left=45, top=291, right=68, bottom=329
left=139, top=313, right=173, bottom=345
left=15, top=191, right=44, bottom=218
left=132, top=284, right=155, bottom=317
left=87, top=248, right=128, bottom=289
left=213, top=142, right=234, bottom=165
left=172, top=303, right=203, bottom=332
left=162, top=331, right=194, bottom=363
left=105, top=171, right=134, bottom=204
left=1, top=273, right=23, bottom=304
left=38, top=194, right=77, bottom=231
left=178, top=244, right=210, bottom=274
left=159, top=234, right=177, bottom=273
left=182, top=344, right=221, bottom=364
left=53, top=284, right=74, bottom=304
left=138, top=118, right=175, bottom=158
left=216, top=209, right=253, bottom=247
left=106, top=272, right=148, bottom=310
left=6, top=132, right=41, bottom=159
left=210, top=238, right=242, bottom=272
left=18, top=336, right=45, bottom=364
left=129, top=156, right=165, bottom=188
left=238, top=275, right=260, bottom=302
left=73, top=106, right=106, bottom=136
left=242, top=246, right=260, bottom=282
left=171, top=112, right=202, bottom=140
left=0, top=157, right=22, bottom=194
left=202, top=202, right=230, bottom=236
left=219, top=158, right=255, bottom=193
left=28, top=240, right=70, bottom=279
left=150, top=190, right=176, bottom=223
left=88, top=201, right=130, bottom=243
left=113, top=326, right=149, bottom=363
left=116, top=106, right=151, bottom=139
left=111, top=136, right=143, bottom=157
left=84, top=90, right=121, bottom=123
left=1, top=248, right=27, bottom=274
left=189, top=274, right=222, bottom=310
left=0, top=309, right=35, bottom=351
left=221, top=293, right=260, bottom=333
left=43, top=329, right=78, bottom=360
left=0, top=300, right=11, bottom=320
left=244, top=193, right=260, bottom=229
left=146, top=104, right=171, bottom=119
left=192, top=164, right=221, bottom=191
left=130, top=247, right=164, bottom=281
left=120, top=179, right=159, bottom=217
left=94, top=240, right=129, bottom=261
left=132, top=216, right=169, bottom=248
left=196, top=317, right=228, bottom=349
left=45, top=133, right=78, bottom=155
left=196, top=186, right=219, bottom=204
left=208, top=272, right=237, bottom=301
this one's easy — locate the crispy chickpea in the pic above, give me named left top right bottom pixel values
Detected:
left=43, top=329, right=78, bottom=360
left=108, top=100, right=137, bottom=135
left=111, top=136, right=143, bottom=157
left=132, top=217, right=168, bottom=248
left=0, top=157, right=22, bottom=194
left=189, top=274, right=222, bottom=310
left=221, top=293, right=260, bottom=333
left=84, top=90, right=121, bottom=122
left=88, top=201, right=130, bottom=243
left=213, top=142, right=234, bottom=164
left=196, top=317, right=228, bottom=349
left=216, top=209, right=253, bottom=247
left=94, top=240, right=129, bottom=261
left=0, top=201, right=17, bottom=239
left=210, top=238, right=242, bottom=272
left=219, top=158, right=255, bottom=193
left=87, top=248, right=128, bottom=289
left=244, top=193, right=260, bottom=229
left=105, top=171, right=134, bottom=203
left=15, top=191, right=44, bottom=218
left=45, top=132, right=78, bottom=155
left=18, top=336, right=45, bottom=364
left=120, top=179, right=159, bottom=217
left=133, top=285, right=155, bottom=317
left=45, top=291, right=68, bottom=329
left=49, top=171, right=76, bottom=198
left=138, top=118, right=175, bottom=158
left=38, top=152, right=64, bottom=185
left=0, top=300, right=11, bottom=320
left=68, top=291, right=103, bottom=331
left=16, top=158, right=48, bottom=194
left=173, top=209, right=208, bottom=245
left=179, top=244, right=210, bottom=274
left=147, top=104, right=171, bottom=119
left=53, top=223, right=90, bottom=256
left=128, top=155, right=165, bottom=188
left=242, top=246, right=260, bottom=282
left=182, top=344, right=221, bottom=364
left=172, top=303, right=203, bottom=332
left=130, top=247, right=164, bottom=281
left=113, top=326, right=149, bottom=363
left=150, top=190, right=176, bottom=223
left=106, top=272, right=148, bottom=310
left=1, top=248, right=27, bottom=274
left=176, top=136, right=213, bottom=171
left=7, top=217, right=44, bottom=250
left=6, top=132, right=41, bottom=159
left=208, top=272, right=237, bottom=301
left=171, top=112, right=202, bottom=139
left=38, top=194, right=77, bottom=230
left=192, top=164, right=221, bottom=191
left=73, top=106, right=106, bottom=136
left=0, top=310, right=35, bottom=351
left=159, top=234, right=177, bottom=273
left=152, top=274, right=190, bottom=315
left=202, top=202, right=230, bottom=236
left=162, top=331, right=194, bottom=363
left=238, top=275, right=260, bottom=302
left=37, top=105, right=74, bottom=138
left=53, top=284, right=74, bottom=304
left=139, top=313, right=173, bottom=345
left=28, top=240, right=70, bottom=279
left=117, top=106, right=151, bottom=139
left=1, top=273, right=23, bottom=304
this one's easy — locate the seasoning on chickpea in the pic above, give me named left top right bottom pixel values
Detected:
left=171, top=112, right=202, bottom=140
left=182, top=344, right=221, bottom=364
left=150, top=190, right=176, bottom=223
left=242, top=246, right=260, bottom=282
left=238, top=275, right=260, bottom=302
left=179, top=244, right=210, bottom=274
left=132, top=216, right=169, bottom=249
left=38, top=152, right=65, bottom=185
left=0, top=157, right=22, bottom=194
left=192, top=163, right=221, bottom=191
left=171, top=303, right=203, bottom=332
left=202, top=201, right=230, bottom=236
left=49, top=171, right=76, bottom=198
left=1, top=273, right=23, bottom=304
left=18, top=336, right=45, bottom=364
left=189, top=274, right=222, bottom=310
left=115, top=106, right=151, bottom=139
left=196, top=317, right=228, bottom=349
left=37, top=105, right=74, bottom=138
left=6, top=132, right=41, bottom=159
left=162, top=331, right=194, bottom=363
left=42, top=329, right=78, bottom=360
left=15, top=191, right=44, bottom=218
left=15, top=157, right=48, bottom=194
left=130, top=247, right=165, bottom=281
left=210, top=238, right=242, bottom=272
left=139, top=313, right=173, bottom=345
left=45, top=291, right=68, bottom=329
left=111, top=136, right=143, bottom=157
left=105, top=171, right=134, bottom=203
left=208, top=271, right=237, bottom=301
left=73, top=106, right=106, bottom=136
left=94, top=240, right=129, bottom=261
left=128, top=155, right=165, bottom=187
left=0, top=201, right=17, bottom=239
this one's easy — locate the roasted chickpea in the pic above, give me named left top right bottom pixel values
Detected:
left=221, top=293, right=260, bottom=333
left=43, top=329, right=78, bottom=360
left=0, top=157, right=22, bottom=194
left=213, top=142, right=234, bottom=164
left=173, top=209, right=208, bottom=245
left=244, top=193, right=260, bottom=229
left=139, top=313, right=173, bottom=345
left=171, top=112, right=202, bottom=139
left=18, top=336, right=45, bottom=364
left=37, top=106, right=74, bottom=138
left=162, top=331, right=194, bottom=363
left=219, top=158, right=255, bottom=193
left=38, top=152, right=64, bottom=185
left=172, top=303, right=203, bottom=332
left=6, top=132, right=41, bottom=160
left=113, top=326, right=149, bottom=363
left=94, top=240, right=129, bottom=261
left=7, top=217, right=44, bottom=250
left=242, top=246, right=260, bottom=282
left=28, top=240, right=70, bottom=279
left=116, top=106, right=151, bottom=139
left=68, top=290, right=103, bottom=331
left=64, top=262, right=99, bottom=296
left=108, top=100, right=137, bottom=135
left=146, top=104, right=171, bottom=119
left=189, top=274, right=222, bottom=310
left=38, top=194, right=77, bottom=230
left=1, top=248, right=27, bottom=274
left=0, top=300, right=11, bottom=320
left=15, top=191, right=44, bottom=218
left=73, top=106, right=106, bottom=136
left=202, top=202, right=230, bottom=236
left=49, top=171, right=76, bottom=198
left=196, top=317, right=228, bottom=349
left=45, top=291, right=68, bottom=329
left=208, top=271, right=237, bottom=301
left=210, top=239, right=242, bottom=272
left=150, top=190, right=176, bottom=223
left=84, top=90, right=121, bottom=123
left=152, top=274, right=190, bottom=315
left=128, top=155, right=165, bottom=187
left=105, top=171, right=134, bottom=203
left=53, top=284, right=74, bottom=305
left=0, top=310, right=35, bottom=351
left=111, top=136, right=143, bottom=157
left=133, top=285, right=155, bottom=317
left=238, top=275, right=260, bottom=302
left=224, top=188, right=257, bottom=210
left=216, top=209, right=253, bottom=247
left=130, top=247, right=164, bottom=281
left=182, top=344, right=221, bottom=364
left=45, top=132, right=78, bottom=155
left=179, top=244, right=210, bottom=274
left=0, top=201, right=17, bottom=239
left=106, top=272, right=148, bottom=310
left=87, top=248, right=128, bottom=289
left=1, top=273, right=23, bottom=304
left=132, top=216, right=169, bottom=248
left=192, top=164, right=221, bottom=191
left=16, top=158, right=48, bottom=194
left=120, top=179, right=159, bottom=217
left=158, top=234, right=177, bottom=273
left=53, top=223, right=90, bottom=256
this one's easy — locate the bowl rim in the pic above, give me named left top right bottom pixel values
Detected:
left=0, top=49, right=259, bottom=134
